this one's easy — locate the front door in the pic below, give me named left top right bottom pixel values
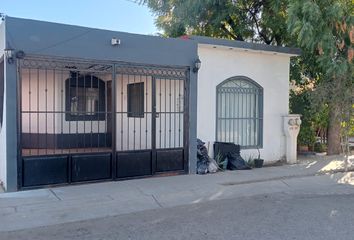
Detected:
left=154, top=77, right=185, bottom=172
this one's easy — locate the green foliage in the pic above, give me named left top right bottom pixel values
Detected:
left=290, top=90, right=315, bottom=147
left=288, top=0, right=353, bottom=153
left=289, top=76, right=329, bottom=148
left=214, top=152, right=227, bottom=170
left=141, top=0, right=290, bottom=45
left=314, top=142, right=327, bottom=153
left=288, top=0, right=353, bottom=109
left=343, top=104, right=354, bottom=136
left=298, top=124, right=316, bottom=147
left=350, top=109, right=354, bottom=136
left=246, top=158, right=255, bottom=168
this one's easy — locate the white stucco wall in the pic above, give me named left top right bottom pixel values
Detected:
left=197, top=44, right=291, bottom=163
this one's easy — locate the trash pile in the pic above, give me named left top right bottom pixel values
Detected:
left=196, top=139, right=218, bottom=174
left=197, top=140, right=251, bottom=174
left=214, top=141, right=251, bottom=170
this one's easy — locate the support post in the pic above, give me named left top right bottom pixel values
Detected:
left=283, top=114, right=301, bottom=164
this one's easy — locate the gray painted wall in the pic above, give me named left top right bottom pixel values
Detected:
left=4, top=17, right=198, bottom=189
left=5, top=57, right=18, bottom=191
left=1, top=18, right=19, bottom=191
left=5, top=17, right=197, bottom=67
left=0, top=20, right=7, bottom=189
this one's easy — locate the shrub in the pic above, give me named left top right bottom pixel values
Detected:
left=314, top=142, right=327, bottom=153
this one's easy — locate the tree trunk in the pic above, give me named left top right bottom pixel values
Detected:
left=327, top=104, right=342, bottom=155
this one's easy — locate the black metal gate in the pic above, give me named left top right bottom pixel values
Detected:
left=114, top=65, right=188, bottom=178
left=18, top=56, right=189, bottom=188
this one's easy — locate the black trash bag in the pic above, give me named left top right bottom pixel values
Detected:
left=214, top=142, right=241, bottom=158
left=227, top=152, right=251, bottom=170
left=197, top=138, right=206, bottom=149
left=213, top=142, right=241, bottom=169
left=197, top=138, right=211, bottom=174
left=197, top=158, right=209, bottom=174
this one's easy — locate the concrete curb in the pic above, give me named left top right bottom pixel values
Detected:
left=219, top=167, right=354, bottom=186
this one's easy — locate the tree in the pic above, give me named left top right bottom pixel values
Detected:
left=140, top=0, right=290, bottom=45
left=287, top=0, right=354, bottom=155
left=289, top=48, right=330, bottom=151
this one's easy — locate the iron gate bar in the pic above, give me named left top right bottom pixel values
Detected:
left=28, top=69, right=31, bottom=155
left=145, top=76, right=148, bottom=149
left=133, top=74, right=135, bottom=150
left=97, top=73, right=100, bottom=151
left=75, top=69, right=78, bottom=153
left=178, top=77, right=181, bottom=147
left=139, top=75, right=141, bottom=149
left=60, top=69, right=64, bottom=154
left=165, top=77, right=167, bottom=149
left=120, top=73, right=123, bottom=151
left=17, top=59, right=23, bottom=189
left=112, top=64, right=117, bottom=179
left=45, top=68, right=48, bottom=155
left=173, top=79, right=176, bottom=148
left=159, top=78, right=162, bottom=148
left=83, top=70, right=86, bottom=153
left=169, top=78, right=172, bottom=148
left=53, top=69, right=56, bottom=154
left=183, top=68, right=189, bottom=172
left=151, top=76, right=157, bottom=173
left=126, top=74, right=129, bottom=148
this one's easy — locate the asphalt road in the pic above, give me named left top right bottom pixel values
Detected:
left=3, top=191, right=354, bottom=240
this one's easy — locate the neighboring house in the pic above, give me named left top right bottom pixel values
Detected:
left=193, top=36, right=298, bottom=162
left=0, top=17, right=300, bottom=191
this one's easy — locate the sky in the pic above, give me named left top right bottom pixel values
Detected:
left=1, top=0, right=159, bottom=35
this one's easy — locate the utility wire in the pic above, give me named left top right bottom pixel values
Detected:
left=32, top=28, right=95, bottom=54
left=1, top=13, right=95, bottom=53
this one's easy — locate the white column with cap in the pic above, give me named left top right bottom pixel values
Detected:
left=283, top=114, right=301, bottom=164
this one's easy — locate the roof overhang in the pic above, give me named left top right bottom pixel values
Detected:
left=189, top=35, right=301, bottom=57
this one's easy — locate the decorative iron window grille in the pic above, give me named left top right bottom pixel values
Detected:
left=216, top=76, right=263, bottom=148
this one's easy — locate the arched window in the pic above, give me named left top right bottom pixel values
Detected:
left=216, top=76, right=263, bottom=148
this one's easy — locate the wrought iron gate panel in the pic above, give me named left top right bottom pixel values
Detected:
left=114, top=72, right=153, bottom=151
left=20, top=57, right=113, bottom=156
left=18, top=56, right=189, bottom=187
left=114, top=64, right=188, bottom=175
left=155, top=78, right=184, bottom=149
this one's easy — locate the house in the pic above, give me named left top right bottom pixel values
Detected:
left=193, top=36, right=300, bottom=161
left=0, top=17, right=300, bottom=191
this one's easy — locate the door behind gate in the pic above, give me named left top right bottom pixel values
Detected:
left=114, top=65, right=188, bottom=178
